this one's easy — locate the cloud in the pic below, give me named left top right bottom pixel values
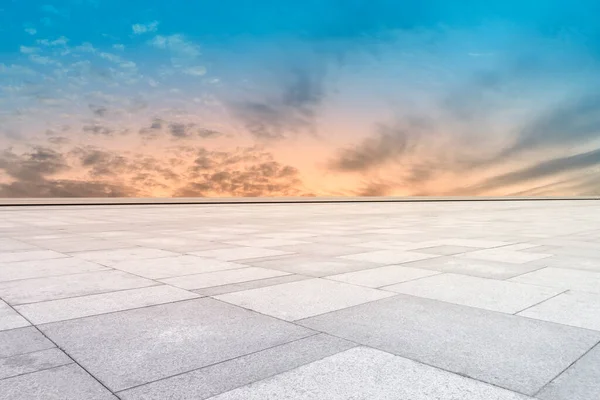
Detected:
left=24, top=27, right=37, bottom=35
left=82, top=124, right=114, bottom=135
left=20, top=46, right=39, bottom=54
left=88, top=104, right=108, bottom=117
left=149, top=34, right=200, bottom=59
left=183, top=66, right=207, bottom=76
left=132, top=21, right=159, bottom=35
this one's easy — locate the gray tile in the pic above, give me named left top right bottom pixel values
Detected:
left=511, top=268, right=600, bottom=294
left=327, top=265, right=440, bottom=288
left=206, top=347, right=529, bottom=400
left=0, top=364, right=117, bottom=400
left=215, top=278, right=395, bottom=321
left=119, top=334, right=355, bottom=400
left=161, top=267, right=290, bottom=290
left=527, top=255, right=600, bottom=272
left=0, top=300, right=29, bottom=331
left=16, top=285, right=199, bottom=324
left=39, top=298, right=313, bottom=391
left=340, top=250, right=438, bottom=264
left=189, top=247, right=292, bottom=261
left=537, top=344, right=600, bottom=400
left=0, top=348, right=72, bottom=380
left=244, top=254, right=380, bottom=277
left=111, top=255, right=247, bottom=279
left=195, top=274, right=310, bottom=296
left=0, top=250, right=67, bottom=264
left=383, top=273, right=563, bottom=313
left=0, top=257, right=108, bottom=283
left=0, top=270, right=157, bottom=305
left=518, top=291, right=600, bottom=331
left=0, top=327, right=55, bottom=358
left=402, top=256, right=545, bottom=279
left=298, top=294, right=600, bottom=395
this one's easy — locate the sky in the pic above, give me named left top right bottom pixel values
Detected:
left=1, top=0, right=600, bottom=198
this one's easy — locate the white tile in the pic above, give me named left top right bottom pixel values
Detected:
left=383, top=273, right=563, bottom=313
left=518, top=291, right=600, bottom=331
left=511, top=267, right=600, bottom=294
left=0, top=300, right=30, bottom=331
left=160, top=267, right=290, bottom=290
left=328, top=265, right=440, bottom=288
left=189, top=247, right=291, bottom=261
left=0, top=250, right=67, bottom=263
left=215, top=278, right=394, bottom=321
left=111, top=256, right=247, bottom=279
left=225, top=239, right=308, bottom=247
left=340, top=250, right=437, bottom=264
left=0, top=258, right=108, bottom=282
left=71, top=247, right=178, bottom=265
left=208, top=347, right=528, bottom=400
left=458, top=248, right=552, bottom=264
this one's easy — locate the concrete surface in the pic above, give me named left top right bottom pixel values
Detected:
left=0, top=200, right=599, bottom=399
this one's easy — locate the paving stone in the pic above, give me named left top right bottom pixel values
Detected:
left=0, top=348, right=72, bottom=380
left=0, top=364, right=117, bottom=400
left=327, top=264, right=440, bottom=288
left=518, top=291, right=600, bottom=331
left=244, top=254, right=380, bottom=277
left=298, top=294, right=600, bottom=395
left=527, top=255, right=600, bottom=272
left=271, top=243, right=369, bottom=257
left=383, top=273, right=563, bottom=313
left=189, top=247, right=291, bottom=261
left=402, top=256, right=544, bottom=279
left=32, top=239, right=132, bottom=253
left=340, top=250, right=438, bottom=264
left=16, top=285, right=199, bottom=324
left=195, top=274, right=310, bottom=296
left=215, top=278, right=395, bottom=321
left=161, top=267, right=290, bottom=290
left=225, top=239, right=309, bottom=247
left=511, top=267, right=600, bottom=294
left=119, top=334, right=355, bottom=400
left=537, top=344, right=600, bottom=400
left=0, top=270, right=158, bottom=305
left=0, top=300, right=29, bottom=331
left=457, top=248, right=552, bottom=264
left=110, top=255, right=247, bottom=279
left=412, top=245, right=480, bottom=255
left=0, top=250, right=67, bottom=264
left=0, top=327, right=55, bottom=358
left=206, top=347, right=529, bottom=400
left=0, top=258, right=108, bottom=283
left=70, top=247, right=178, bottom=265
left=39, top=298, right=313, bottom=391
left=0, top=238, right=38, bottom=251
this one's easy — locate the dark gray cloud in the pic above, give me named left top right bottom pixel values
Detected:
left=138, top=119, right=223, bottom=140
left=0, top=147, right=70, bottom=182
left=88, top=104, right=108, bottom=117
left=232, top=68, right=326, bottom=140
left=459, top=147, right=600, bottom=195
left=82, top=123, right=114, bottom=136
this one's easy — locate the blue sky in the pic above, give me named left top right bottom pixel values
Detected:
left=1, top=0, right=600, bottom=197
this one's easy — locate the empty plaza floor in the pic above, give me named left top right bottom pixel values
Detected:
left=0, top=199, right=599, bottom=399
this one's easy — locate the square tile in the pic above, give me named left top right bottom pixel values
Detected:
left=195, top=274, right=310, bottom=296
left=119, top=334, right=355, bottom=400
left=111, top=255, right=246, bottom=279
left=0, top=270, right=157, bottom=305
left=537, top=344, right=600, bottom=400
left=340, top=250, right=438, bottom=264
left=0, top=300, right=29, bottom=331
left=0, top=258, right=108, bottom=283
left=0, top=364, right=117, bottom=400
left=161, top=267, right=290, bottom=290
left=383, top=273, right=563, bottom=313
left=40, top=298, right=313, bottom=391
left=518, top=291, right=600, bottom=331
left=510, top=267, right=600, bottom=294
left=189, top=247, right=291, bottom=261
left=402, top=256, right=544, bottom=279
left=0, top=327, right=55, bottom=358
left=206, top=347, right=528, bottom=400
left=299, top=294, right=600, bottom=395
left=215, top=278, right=395, bottom=321
left=16, top=285, right=199, bottom=324
left=0, top=348, right=72, bottom=380
left=327, top=265, right=440, bottom=288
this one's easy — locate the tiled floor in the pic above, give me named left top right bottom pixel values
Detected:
left=0, top=200, right=599, bottom=399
